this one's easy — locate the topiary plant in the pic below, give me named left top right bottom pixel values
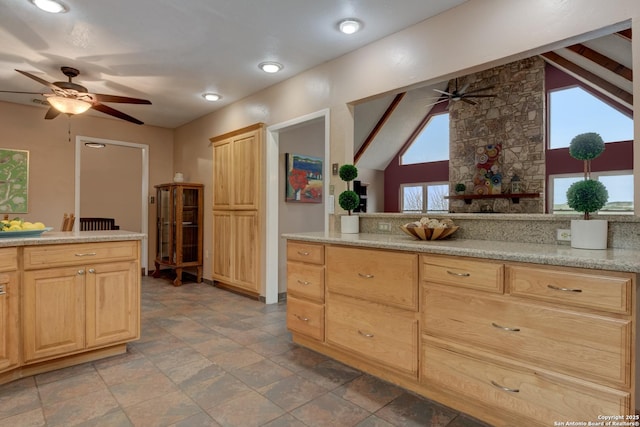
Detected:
left=566, top=132, right=608, bottom=219
left=338, top=164, right=359, bottom=215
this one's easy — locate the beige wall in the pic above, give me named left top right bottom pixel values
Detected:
left=0, top=101, right=174, bottom=269
left=173, top=0, right=640, bottom=281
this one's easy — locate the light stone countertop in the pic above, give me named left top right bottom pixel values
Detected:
left=0, top=230, right=145, bottom=247
left=282, top=231, right=640, bottom=273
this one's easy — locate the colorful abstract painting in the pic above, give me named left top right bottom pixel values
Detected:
left=473, top=143, right=502, bottom=195
left=285, top=153, right=323, bottom=203
left=0, top=149, right=29, bottom=213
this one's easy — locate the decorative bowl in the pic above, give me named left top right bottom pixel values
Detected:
left=0, top=227, right=53, bottom=238
left=399, top=224, right=459, bottom=241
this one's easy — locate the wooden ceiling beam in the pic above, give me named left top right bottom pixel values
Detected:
left=541, top=51, right=633, bottom=106
left=354, top=92, right=406, bottom=164
left=616, top=29, right=632, bottom=41
left=565, top=43, right=632, bottom=81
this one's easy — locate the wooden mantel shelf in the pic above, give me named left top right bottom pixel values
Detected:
left=445, top=192, right=540, bottom=204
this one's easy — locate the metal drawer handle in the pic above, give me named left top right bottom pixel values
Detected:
left=358, top=273, right=374, bottom=279
left=75, top=252, right=97, bottom=257
left=547, top=284, right=582, bottom=293
left=446, top=270, right=470, bottom=277
left=297, top=250, right=310, bottom=256
left=491, top=322, right=520, bottom=332
left=490, top=380, right=519, bottom=393
left=294, top=314, right=309, bottom=322
left=358, top=330, right=374, bottom=338
left=297, top=280, right=311, bottom=286
left=0, top=285, right=5, bottom=295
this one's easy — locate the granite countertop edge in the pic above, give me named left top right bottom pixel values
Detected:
left=0, top=230, right=146, bottom=247
left=282, top=232, right=640, bottom=273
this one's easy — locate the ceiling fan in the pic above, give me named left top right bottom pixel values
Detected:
left=0, top=67, right=151, bottom=125
left=429, top=78, right=496, bottom=107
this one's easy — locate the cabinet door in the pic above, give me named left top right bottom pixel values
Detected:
left=212, top=211, right=232, bottom=281
left=23, top=267, right=85, bottom=362
left=232, top=211, right=259, bottom=292
left=86, top=261, right=140, bottom=348
left=232, top=132, right=260, bottom=209
left=0, top=272, right=19, bottom=372
left=213, top=141, right=231, bottom=208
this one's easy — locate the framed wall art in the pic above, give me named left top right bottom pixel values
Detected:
left=0, top=148, right=29, bottom=214
left=285, top=153, right=323, bottom=203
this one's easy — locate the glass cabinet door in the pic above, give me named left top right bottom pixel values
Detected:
left=156, top=186, right=173, bottom=263
left=181, top=188, right=200, bottom=263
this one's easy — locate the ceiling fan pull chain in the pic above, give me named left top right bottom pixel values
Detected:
left=68, top=117, right=71, bottom=143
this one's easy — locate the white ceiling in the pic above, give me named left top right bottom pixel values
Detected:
left=0, top=0, right=467, bottom=128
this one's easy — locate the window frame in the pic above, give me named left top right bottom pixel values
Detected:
left=400, top=181, right=449, bottom=213
left=399, top=111, right=450, bottom=166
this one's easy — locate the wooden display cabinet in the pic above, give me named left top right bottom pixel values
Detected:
left=153, top=183, right=203, bottom=286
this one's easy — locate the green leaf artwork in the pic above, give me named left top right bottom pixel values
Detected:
left=0, top=149, right=29, bottom=214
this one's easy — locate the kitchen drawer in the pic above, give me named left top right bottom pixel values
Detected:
left=0, top=248, right=17, bottom=272
left=287, top=262, right=324, bottom=303
left=422, top=254, right=503, bottom=293
left=423, top=285, right=631, bottom=387
left=422, top=340, right=630, bottom=425
left=508, top=264, right=632, bottom=314
left=23, top=241, right=138, bottom=270
left=326, top=246, right=418, bottom=310
left=287, top=296, right=324, bottom=342
left=287, top=241, right=324, bottom=265
left=326, top=294, right=418, bottom=377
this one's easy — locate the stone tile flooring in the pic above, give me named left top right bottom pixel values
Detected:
left=0, top=276, right=492, bottom=426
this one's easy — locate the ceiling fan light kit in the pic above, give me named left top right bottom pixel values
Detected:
left=47, top=96, right=91, bottom=114
left=29, top=0, right=68, bottom=13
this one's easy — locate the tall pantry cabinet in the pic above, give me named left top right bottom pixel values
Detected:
left=210, top=123, right=264, bottom=298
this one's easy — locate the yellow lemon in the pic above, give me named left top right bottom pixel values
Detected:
left=7, top=224, right=22, bottom=231
left=9, top=220, right=21, bottom=227
left=0, top=220, right=8, bottom=225
left=22, top=222, right=36, bottom=230
left=33, top=222, right=46, bottom=229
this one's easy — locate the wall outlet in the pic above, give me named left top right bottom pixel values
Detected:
left=378, top=222, right=391, bottom=232
left=557, top=229, right=571, bottom=241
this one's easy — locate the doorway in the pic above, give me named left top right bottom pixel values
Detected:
left=265, top=109, right=330, bottom=304
left=74, top=136, right=149, bottom=274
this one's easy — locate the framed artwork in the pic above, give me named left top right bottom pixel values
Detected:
left=0, top=149, right=29, bottom=214
left=285, top=153, right=323, bottom=203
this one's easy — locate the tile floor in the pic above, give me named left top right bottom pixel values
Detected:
left=0, top=276, right=492, bottom=427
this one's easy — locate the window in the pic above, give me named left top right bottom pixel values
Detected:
left=550, top=172, right=634, bottom=214
left=549, top=86, right=633, bottom=149
left=400, top=113, right=449, bottom=165
left=401, top=182, right=449, bottom=213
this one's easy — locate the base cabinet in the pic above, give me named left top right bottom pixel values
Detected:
left=286, top=240, right=638, bottom=427
left=0, top=248, right=19, bottom=373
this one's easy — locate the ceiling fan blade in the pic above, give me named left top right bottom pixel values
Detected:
left=424, top=98, right=449, bottom=108
left=0, top=90, right=46, bottom=95
left=433, top=89, right=453, bottom=96
left=463, top=85, right=495, bottom=95
left=461, top=98, right=477, bottom=105
left=44, top=107, right=61, bottom=120
left=93, top=93, right=152, bottom=104
left=15, top=69, right=59, bottom=91
left=460, top=83, right=470, bottom=93
left=91, top=103, right=144, bottom=125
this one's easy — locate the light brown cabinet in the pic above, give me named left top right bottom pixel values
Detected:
left=0, top=248, right=19, bottom=373
left=153, top=183, right=203, bottom=286
left=22, top=242, right=140, bottom=364
left=211, top=124, right=264, bottom=297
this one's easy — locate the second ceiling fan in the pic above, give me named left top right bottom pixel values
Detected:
left=430, top=78, right=496, bottom=107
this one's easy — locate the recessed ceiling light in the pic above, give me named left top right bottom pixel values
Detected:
left=338, top=18, right=362, bottom=35
left=202, top=93, right=222, bottom=102
left=29, top=0, right=68, bottom=13
left=258, top=62, right=283, bottom=73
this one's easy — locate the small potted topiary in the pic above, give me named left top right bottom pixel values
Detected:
left=566, top=132, right=609, bottom=249
left=454, top=183, right=466, bottom=195
left=338, top=164, right=360, bottom=233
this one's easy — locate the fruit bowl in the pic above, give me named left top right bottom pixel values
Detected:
left=0, top=227, right=53, bottom=238
left=399, top=224, right=459, bottom=241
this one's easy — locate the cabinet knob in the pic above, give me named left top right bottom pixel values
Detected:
left=88, top=268, right=96, bottom=274
left=78, top=269, right=85, bottom=275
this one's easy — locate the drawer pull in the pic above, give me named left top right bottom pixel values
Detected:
left=0, top=285, right=5, bottom=295
left=294, top=314, right=310, bottom=322
left=75, top=252, right=97, bottom=257
left=296, top=280, right=311, bottom=286
left=446, top=270, right=470, bottom=277
left=491, top=322, right=520, bottom=332
left=490, top=380, right=519, bottom=393
left=297, top=250, right=310, bottom=256
left=358, top=330, right=374, bottom=338
left=358, top=273, right=374, bottom=279
left=547, top=284, right=582, bottom=293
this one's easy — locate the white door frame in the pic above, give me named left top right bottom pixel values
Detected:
left=74, top=135, right=149, bottom=274
left=265, top=109, right=330, bottom=304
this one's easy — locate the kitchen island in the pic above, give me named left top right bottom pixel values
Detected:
left=283, top=231, right=640, bottom=427
left=0, top=230, right=144, bottom=385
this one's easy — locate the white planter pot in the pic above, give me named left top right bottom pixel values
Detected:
left=570, top=219, right=608, bottom=250
left=341, top=215, right=359, bottom=234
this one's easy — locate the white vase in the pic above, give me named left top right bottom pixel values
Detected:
left=341, top=215, right=359, bottom=234
left=570, top=219, right=608, bottom=250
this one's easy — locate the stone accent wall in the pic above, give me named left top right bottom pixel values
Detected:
left=448, top=57, right=545, bottom=213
